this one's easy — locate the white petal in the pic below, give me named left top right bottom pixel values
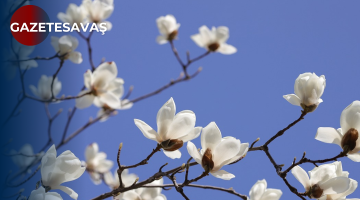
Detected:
left=201, top=122, right=222, bottom=151
left=103, top=21, right=112, bottom=31
left=163, top=150, right=181, bottom=159
left=215, top=26, right=229, bottom=43
left=75, top=90, right=94, bottom=109
left=212, top=137, right=241, bottom=170
left=166, top=110, right=196, bottom=140
left=134, top=119, right=159, bottom=142
left=85, top=143, right=99, bottom=161
left=191, top=33, right=205, bottom=47
left=210, top=170, right=235, bottom=180
left=177, top=127, right=202, bottom=142
left=99, top=92, right=120, bottom=108
left=156, top=35, right=168, bottom=45
left=69, top=52, right=83, bottom=64
left=227, top=143, right=249, bottom=164
left=46, top=192, right=63, bottom=200
left=291, top=166, right=310, bottom=190
left=283, top=94, right=301, bottom=106
left=156, top=97, right=176, bottom=139
left=52, top=185, right=78, bottom=200
left=319, top=177, right=350, bottom=195
left=348, top=153, right=360, bottom=162
left=95, top=61, right=118, bottom=78
left=315, top=127, right=342, bottom=146
left=217, top=43, right=237, bottom=55
left=186, top=141, right=202, bottom=165
left=250, top=180, right=267, bottom=200
left=260, top=189, right=282, bottom=200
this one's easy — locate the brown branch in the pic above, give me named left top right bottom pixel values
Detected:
left=144, top=184, right=248, bottom=200
left=122, top=144, right=162, bottom=169
left=50, top=59, right=65, bottom=99
left=78, top=31, right=95, bottom=71
left=129, top=68, right=201, bottom=104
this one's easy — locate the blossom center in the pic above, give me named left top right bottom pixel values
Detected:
left=208, top=43, right=220, bottom=52
left=341, top=128, right=359, bottom=153
left=308, top=184, right=323, bottom=199
left=167, top=30, right=178, bottom=41
left=160, top=139, right=183, bottom=151
left=201, top=148, right=214, bottom=172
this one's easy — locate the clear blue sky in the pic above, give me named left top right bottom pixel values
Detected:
left=1, top=0, right=360, bottom=199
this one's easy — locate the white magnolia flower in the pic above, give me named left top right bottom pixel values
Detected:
left=156, top=15, right=180, bottom=44
left=187, top=122, right=249, bottom=180
left=41, top=145, right=85, bottom=200
left=291, top=162, right=350, bottom=199
left=283, top=73, right=326, bottom=113
left=57, top=3, right=87, bottom=26
left=85, top=143, right=114, bottom=185
left=29, top=187, right=63, bottom=200
left=316, top=101, right=360, bottom=162
left=82, top=0, right=113, bottom=30
left=10, top=144, right=36, bottom=174
left=29, top=75, right=62, bottom=100
left=191, top=25, right=237, bottom=54
left=104, top=169, right=138, bottom=190
left=134, top=97, right=202, bottom=159
left=75, top=62, right=127, bottom=110
left=118, top=179, right=167, bottom=200
left=319, top=179, right=358, bottom=200
left=51, top=35, right=82, bottom=64
left=248, top=179, right=282, bottom=200
left=3, top=39, right=38, bottom=80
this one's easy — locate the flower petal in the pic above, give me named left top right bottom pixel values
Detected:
left=186, top=141, right=202, bottom=165
left=201, top=122, right=222, bottom=151
left=177, top=127, right=202, bottom=142
left=156, top=98, right=176, bottom=139
left=163, top=149, right=181, bottom=159
left=319, top=177, right=350, bottom=195
left=249, top=180, right=267, bottom=200
left=166, top=110, right=196, bottom=140
left=291, top=166, right=310, bottom=190
left=75, top=90, right=94, bottom=109
left=52, top=185, right=78, bottom=200
left=260, top=189, right=282, bottom=200
left=69, top=52, right=83, bottom=64
left=283, top=94, right=301, bottom=106
left=134, top=119, right=158, bottom=142
left=217, top=43, right=237, bottom=55
left=315, top=127, right=342, bottom=146
left=347, top=153, right=360, bottom=162
left=212, top=137, right=241, bottom=170
left=210, top=170, right=235, bottom=180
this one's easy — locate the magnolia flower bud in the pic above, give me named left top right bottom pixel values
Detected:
left=341, top=128, right=359, bottom=153
left=168, top=30, right=178, bottom=41
left=284, top=73, right=326, bottom=112
left=160, top=139, right=183, bottom=151
left=201, top=148, right=214, bottom=172
left=309, top=184, right=323, bottom=199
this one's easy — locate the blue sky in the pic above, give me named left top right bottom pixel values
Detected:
left=1, top=0, right=360, bottom=199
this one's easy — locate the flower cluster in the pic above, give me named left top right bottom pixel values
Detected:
left=156, top=15, right=237, bottom=55
left=58, top=0, right=114, bottom=31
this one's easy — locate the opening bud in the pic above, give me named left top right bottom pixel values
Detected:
left=341, top=128, right=359, bottom=153
left=201, top=148, right=214, bottom=173
left=160, top=139, right=183, bottom=151
left=168, top=30, right=178, bottom=41
left=208, top=43, right=220, bottom=52
left=301, top=103, right=318, bottom=113
left=308, top=184, right=323, bottom=199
